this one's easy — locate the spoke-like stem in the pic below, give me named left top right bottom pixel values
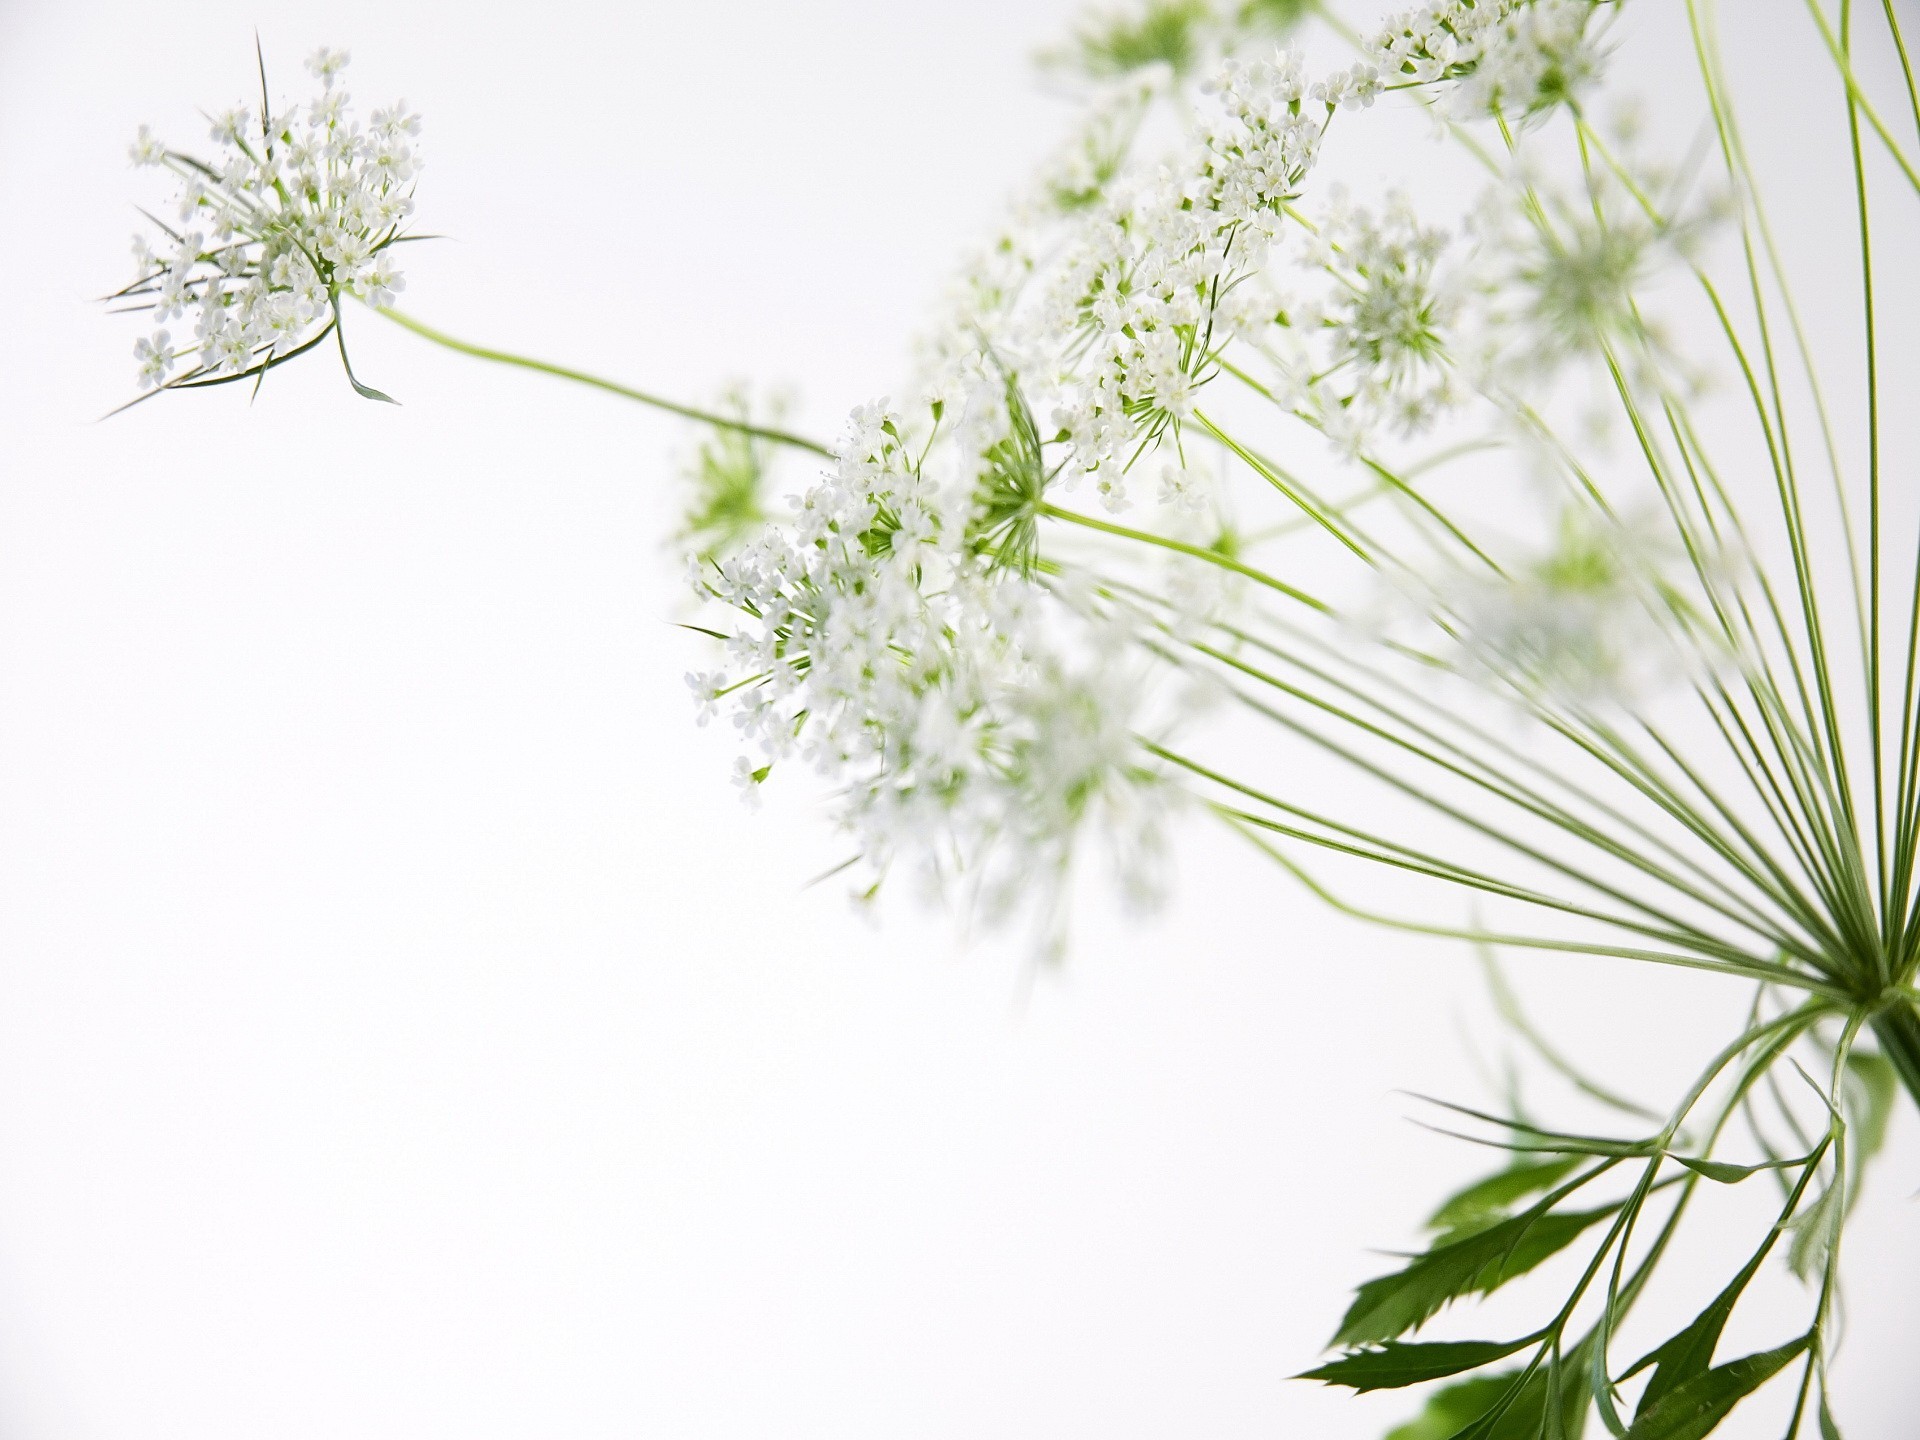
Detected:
left=1037, top=501, right=1328, bottom=610
left=374, top=305, right=835, bottom=457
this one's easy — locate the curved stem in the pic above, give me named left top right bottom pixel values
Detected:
left=373, top=305, right=835, bottom=457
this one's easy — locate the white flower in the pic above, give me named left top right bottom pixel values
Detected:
left=731, top=755, right=768, bottom=809
left=1312, top=62, right=1383, bottom=111
left=306, top=47, right=351, bottom=87
left=686, top=671, right=727, bottom=725
left=1240, top=192, right=1462, bottom=449
left=208, top=106, right=251, bottom=145
left=354, top=253, right=405, bottom=309
left=370, top=102, right=422, bottom=139
left=152, top=255, right=195, bottom=323
left=207, top=321, right=254, bottom=376
left=1456, top=135, right=1723, bottom=397
left=128, top=124, right=165, bottom=167
left=133, top=331, right=175, bottom=390
left=1157, top=461, right=1208, bottom=511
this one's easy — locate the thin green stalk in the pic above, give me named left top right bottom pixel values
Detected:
left=1224, top=817, right=1834, bottom=993
left=1036, top=500, right=1327, bottom=609
left=1580, top=116, right=1869, bottom=658
left=1882, top=0, right=1920, bottom=144
left=374, top=306, right=835, bottom=457
left=1800, top=0, right=1920, bottom=192
left=1688, top=0, right=1867, bottom=851
left=1839, top=0, right=1892, bottom=945
left=1210, top=363, right=1505, bottom=574
left=1156, top=683, right=1795, bottom=972
left=1190, top=408, right=1373, bottom=560
left=1164, top=619, right=1824, bottom=959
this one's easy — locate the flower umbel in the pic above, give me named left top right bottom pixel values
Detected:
left=105, top=46, right=423, bottom=407
left=688, top=394, right=1179, bottom=940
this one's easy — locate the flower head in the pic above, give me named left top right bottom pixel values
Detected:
left=687, top=392, right=1181, bottom=940
left=1051, top=0, right=1219, bottom=81
left=1371, top=0, right=1612, bottom=119
left=107, top=48, right=423, bottom=405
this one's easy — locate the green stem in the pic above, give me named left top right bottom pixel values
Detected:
left=1036, top=501, right=1327, bottom=610
left=373, top=305, right=835, bottom=457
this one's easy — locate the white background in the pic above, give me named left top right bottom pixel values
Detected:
left=0, top=1, right=1914, bottom=1436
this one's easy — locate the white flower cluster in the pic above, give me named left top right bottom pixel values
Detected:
left=119, top=49, right=419, bottom=391
left=689, top=401, right=1175, bottom=926
left=1282, top=194, right=1463, bottom=447
left=1026, top=53, right=1342, bottom=508
left=1038, top=83, right=1154, bottom=215
left=1371, top=0, right=1610, bottom=118
left=1427, top=507, right=1715, bottom=703
left=1458, top=129, right=1723, bottom=399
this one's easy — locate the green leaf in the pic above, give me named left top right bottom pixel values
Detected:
left=347, top=373, right=400, bottom=404
left=1784, top=1182, right=1841, bottom=1282
left=1817, top=1394, right=1843, bottom=1440
left=1385, top=1340, right=1595, bottom=1440
left=1669, top=1156, right=1767, bottom=1184
left=1625, top=1262, right=1756, bottom=1416
left=1335, top=1202, right=1617, bottom=1347
left=1428, top=1158, right=1580, bottom=1236
left=1842, top=1051, right=1895, bottom=1177
left=1414, top=1096, right=1653, bottom=1159
left=1385, top=1375, right=1514, bottom=1440
left=1621, top=1335, right=1807, bottom=1440
left=1301, top=1337, right=1537, bottom=1392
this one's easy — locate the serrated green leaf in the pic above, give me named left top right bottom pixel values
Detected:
left=1621, top=1335, right=1807, bottom=1440
left=1626, top=1267, right=1753, bottom=1416
left=1428, top=1158, right=1580, bottom=1236
left=1335, top=1202, right=1617, bottom=1347
left=1301, top=1337, right=1537, bottom=1392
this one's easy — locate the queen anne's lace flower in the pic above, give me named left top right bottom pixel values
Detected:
left=1455, top=122, right=1723, bottom=402
left=1279, top=193, right=1463, bottom=445
left=685, top=32, right=1637, bottom=930
left=1413, top=506, right=1720, bottom=703
left=1014, top=53, right=1333, bottom=507
left=111, top=49, right=421, bottom=398
left=690, top=397, right=1178, bottom=932
left=1372, top=0, right=1612, bottom=118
